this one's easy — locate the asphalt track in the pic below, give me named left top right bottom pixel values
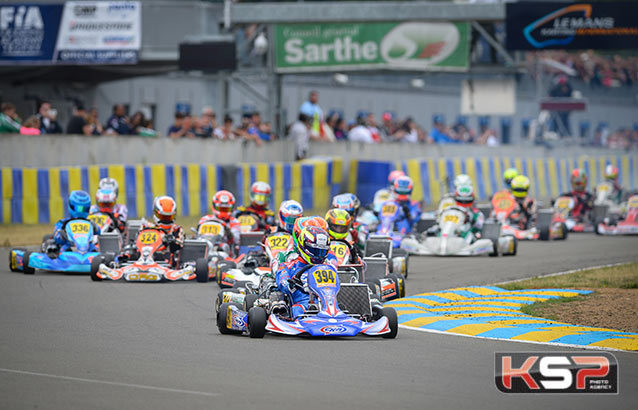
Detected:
left=1, top=234, right=637, bottom=410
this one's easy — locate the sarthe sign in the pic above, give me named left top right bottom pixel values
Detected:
left=274, top=22, right=469, bottom=73
left=506, top=2, right=638, bottom=50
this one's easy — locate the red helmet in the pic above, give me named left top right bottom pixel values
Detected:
left=95, top=188, right=116, bottom=213
left=388, top=170, right=405, bottom=186
left=153, top=196, right=177, bottom=229
left=604, top=165, right=618, bottom=182
left=250, top=181, right=271, bottom=209
left=393, top=175, right=413, bottom=202
left=212, top=190, right=235, bottom=220
left=570, top=168, right=588, bottom=192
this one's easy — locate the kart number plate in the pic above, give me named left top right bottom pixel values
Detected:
left=199, top=223, right=222, bottom=235
left=267, top=235, right=291, bottom=250
left=493, top=192, right=514, bottom=211
left=381, top=204, right=397, bottom=216
left=597, top=184, right=610, bottom=192
left=239, top=215, right=256, bottom=226
left=556, top=198, right=572, bottom=209
left=88, top=214, right=108, bottom=226
left=139, top=232, right=159, bottom=244
left=69, top=222, right=90, bottom=234
left=628, top=197, right=638, bottom=209
left=442, top=214, right=459, bottom=224
left=330, top=242, right=349, bottom=258
left=313, top=269, right=336, bottom=287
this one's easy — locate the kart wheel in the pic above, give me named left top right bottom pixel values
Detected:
left=381, top=307, right=398, bottom=339
left=388, top=273, right=406, bottom=298
left=244, top=294, right=259, bottom=311
left=366, top=281, right=380, bottom=300
left=22, top=251, right=35, bottom=275
left=248, top=307, right=267, bottom=338
left=539, top=227, right=550, bottom=241
left=8, top=248, right=25, bottom=272
left=392, top=249, right=409, bottom=278
left=195, top=257, right=208, bottom=283
left=217, top=302, right=243, bottom=335
left=504, top=236, right=517, bottom=256
left=90, top=255, right=104, bottom=281
left=558, top=223, right=568, bottom=240
left=489, top=239, right=499, bottom=257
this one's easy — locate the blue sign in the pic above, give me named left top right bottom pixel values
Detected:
left=0, top=4, right=63, bottom=63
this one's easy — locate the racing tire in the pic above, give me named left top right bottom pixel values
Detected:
left=90, top=255, right=105, bottom=281
left=391, top=248, right=409, bottom=278
left=504, top=236, right=517, bottom=257
left=381, top=307, right=398, bottom=339
left=558, top=223, right=568, bottom=240
left=22, top=251, right=35, bottom=275
left=388, top=273, right=406, bottom=298
left=8, top=248, right=26, bottom=272
left=365, top=280, right=381, bottom=300
left=539, top=227, right=550, bottom=241
left=488, top=239, right=499, bottom=257
left=217, top=302, right=243, bottom=335
left=247, top=307, right=267, bottom=338
left=243, top=294, right=259, bottom=311
left=195, top=258, right=209, bottom=283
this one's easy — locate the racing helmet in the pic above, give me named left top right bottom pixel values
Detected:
left=503, top=168, right=518, bottom=188
left=331, top=193, right=356, bottom=216
left=212, top=190, right=236, bottom=220
left=570, top=168, right=588, bottom=192
left=296, top=226, right=331, bottom=265
left=393, top=176, right=413, bottom=202
left=454, top=174, right=472, bottom=189
left=250, top=181, right=271, bottom=209
left=388, top=170, right=405, bottom=187
left=98, top=177, right=119, bottom=198
left=454, top=184, right=475, bottom=208
left=95, top=188, right=117, bottom=213
left=511, top=175, right=530, bottom=199
left=68, top=190, right=91, bottom=219
left=292, top=216, right=328, bottom=247
left=278, top=200, right=303, bottom=233
left=604, top=165, right=618, bottom=182
left=325, top=208, right=353, bottom=241
left=153, top=196, right=177, bottom=229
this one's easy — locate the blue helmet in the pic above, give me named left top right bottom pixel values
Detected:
left=331, top=193, right=360, bottom=217
left=68, top=190, right=91, bottom=219
left=278, top=199, right=303, bottom=233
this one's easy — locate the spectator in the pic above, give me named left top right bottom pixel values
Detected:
left=20, top=116, right=41, bottom=135
left=105, top=104, right=131, bottom=135
left=299, top=90, right=324, bottom=139
left=200, top=106, right=218, bottom=138
left=36, top=101, right=62, bottom=134
left=348, top=116, right=375, bottom=143
left=379, top=112, right=397, bottom=140
left=289, top=113, right=312, bottom=160
left=216, top=115, right=237, bottom=140
left=168, top=112, right=195, bottom=139
left=66, top=103, right=92, bottom=136
left=0, top=102, right=21, bottom=133
left=130, top=111, right=158, bottom=137
left=394, top=117, right=420, bottom=143
left=87, top=107, right=103, bottom=136
left=548, top=75, right=573, bottom=136
left=248, top=111, right=272, bottom=142
left=239, top=113, right=262, bottom=146
left=430, top=117, right=459, bottom=144
left=366, top=113, right=381, bottom=142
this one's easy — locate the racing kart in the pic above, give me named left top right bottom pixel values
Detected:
left=594, top=182, right=624, bottom=217
left=9, top=218, right=100, bottom=274
left=596, top=195, right=638, bottom=235
left=400, top=206, right=517, bottom=256
left=216, top=263, right=398, bottom=338
left=90, top=225, right=208, bottom=282
left=551, top=196, right=595, bottom=233
left=190, top=218, right=239, bottom=282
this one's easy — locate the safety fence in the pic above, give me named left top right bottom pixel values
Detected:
left=349, top=154, right=636, bottom=206
left=0, top=158, right=342, bottom=225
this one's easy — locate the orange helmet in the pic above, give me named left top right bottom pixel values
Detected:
left=153, top=196, right=177, bottom=229
left=570, top=168, right=587, bottom=192
left=324, top=208, right=352, bottom=240
left=292, top=215, right=328, bottom=247
left=250, top=181, right=271, bottom=209
left=212, top=190, right=235, bottom=220
left=388, top=170, right=405, bottom=186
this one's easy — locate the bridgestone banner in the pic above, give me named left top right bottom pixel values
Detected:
left=274, top=22, right=469, bottom=73
left=506, top=2, right=638, bottom=50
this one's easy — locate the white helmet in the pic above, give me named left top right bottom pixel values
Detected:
left=99, top=177, right=119, bottom=198
left=454, top=174, right=472, bottom=190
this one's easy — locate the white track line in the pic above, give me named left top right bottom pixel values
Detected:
left=0, top=368, right=220, bottom=397
left=493, top=262, right=631, bottom=286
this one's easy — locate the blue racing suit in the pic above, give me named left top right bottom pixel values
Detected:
left=53, top=218, right=100, bottom=251
left=394, top=200, right=422, bottom=235
left=275, top=254, right=338, bottom=318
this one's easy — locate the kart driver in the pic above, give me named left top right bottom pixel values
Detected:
left=372, top=170, right=405, bottom=212
left=602, top=165, right=623, bottom=204
left=508, top=175, right=537, bottom=230
left=234, top=181, right=275, bottom=230
left=140, top=196, right=185, bottom=266
left=453, top=184, right=484, bottom=241
left=90, top=188, right=126, bottom=232
left=332, top=193, right=368, bottom=250
left=51, top=190, right=100, bottom=253
left=276, top=200, right=304, bottom=234
left=561, top=168, right=594, bottom=222
left=389, top=175, right=422, bottom=234
left=325, top=208, right=362, bottom=264
left=503, top=168, right=518, bottom=190
left=275, top=226, right=332, bottom=318
left=199, top=190, right=241, bottom=252
left=90, top=177, right=128, bottom=223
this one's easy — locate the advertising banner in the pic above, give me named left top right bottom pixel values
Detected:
left=274, top=22, right=469, bottom=73
left=506, top=2, right=638, bottom=50
left=0, top=1, right=140, bottom=65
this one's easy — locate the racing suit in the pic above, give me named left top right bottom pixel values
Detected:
left=234, top=206, right=275, bottom=230
left=608, top=181, right=624, bottom=205
left=350, top=222, right=369, bottom=251
left=459, top=206, right=485, bottom=241
left=395, top=200, right=422, bottom=235
left=52, top=218, right=100, bottom=252
left=561, top=191, right=594, bottom=222
left=198, top=214, right=241, bottom=249
left=508, top=198, right=537, bottom=230
left=89, top=203, right=128, bottom=231
left=136, top=221, right=185, bottom=267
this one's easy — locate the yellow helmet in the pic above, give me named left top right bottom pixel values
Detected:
left=504, top=168, right=518, bottom=188
left=511, top=175, right=530, bottom=199
left=324, top=208, right=352, bottom=240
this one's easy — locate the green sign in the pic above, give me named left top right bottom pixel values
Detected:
left=274, top=22, right=469, bottom=73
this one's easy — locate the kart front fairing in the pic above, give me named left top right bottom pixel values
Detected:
left=26, top=251, right=98, bottom=273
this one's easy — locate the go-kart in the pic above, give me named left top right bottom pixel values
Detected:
left=594, top=182, right=624, bottom=216
left=216, top=263, right=398, bottom=338
left=9, top=218, right=100, bottom=274
left=235, top=212, right=267, bottom=233
left=597, top=195, right=638, bottom=235
left=91, top=226, right=208, bottom=282
left=190, top=218, right=238, bottom=282
left=400, top=206, right=517, bottom=256
left=489, top=191, right=567, bottom=241
left=551, top=196, right=595, bottom=233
